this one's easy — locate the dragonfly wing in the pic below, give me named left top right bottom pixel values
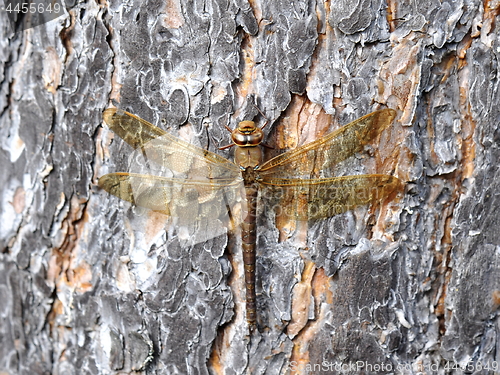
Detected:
left=259, top=174, right=403, bottom=221
left=98, top=172, right=244, bottom=244
left=104, top=108, right=240, bottom=179
left=134, top=136, right=240, bottom=181
left=259, top=109, right=397, bottom=178
left=101, top=108, right=244, bottom=244
left=103, top=108, right=167, bottom=148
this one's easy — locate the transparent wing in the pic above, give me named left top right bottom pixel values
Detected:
left=98, top=173, right=244, bottom=244
left=103, top=108, right=240, bottom=179
left=99, top=109, right=244, bottom=244
left=98, top=172, right=241, bottom=215
left=259, top=174, right=403, bottom=221
left=103, top=108, right=167, bottom=148
left=258, top=109, right=397, bottom=179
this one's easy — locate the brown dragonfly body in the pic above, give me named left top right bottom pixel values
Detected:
left=231, top=120, right=265, bottom=325
left=98, top=108, right=402, bottom=328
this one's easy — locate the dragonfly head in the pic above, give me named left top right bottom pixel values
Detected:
left=232, top=121, right=264, bottom=147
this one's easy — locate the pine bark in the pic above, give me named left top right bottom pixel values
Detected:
left=0, top=0, right=499, bottom=374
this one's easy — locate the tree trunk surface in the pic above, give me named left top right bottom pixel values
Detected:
left=1, top=0, right=498, bottom=374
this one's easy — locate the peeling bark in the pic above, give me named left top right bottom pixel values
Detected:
left=1, top=0, right=499, bottom=374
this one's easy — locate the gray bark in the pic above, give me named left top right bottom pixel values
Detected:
left=1, top=0, right=499, bottom=374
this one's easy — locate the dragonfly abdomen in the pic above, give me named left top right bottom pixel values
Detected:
left=241, top=181, right=258, bottom=327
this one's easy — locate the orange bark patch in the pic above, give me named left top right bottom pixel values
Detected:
left=288, top=261, right=316, bottom=336
left=163, top=0, right=185, bottom=29
left=289, top=268, right=332, bottom=374
left=11, top=186, right=26, bottom=214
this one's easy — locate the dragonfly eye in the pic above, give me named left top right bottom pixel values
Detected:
left=232, top=121, right=264, bottom=147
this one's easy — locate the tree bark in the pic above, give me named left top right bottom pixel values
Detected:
left=1, top=0, right=499, bottom=374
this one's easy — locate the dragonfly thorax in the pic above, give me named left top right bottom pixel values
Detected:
left=234, top=144, right=262, bottom=169
left=231, top=121, right=263, bottom=147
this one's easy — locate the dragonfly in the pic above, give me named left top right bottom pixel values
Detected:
left=98, top=107, right=403, bottom=329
